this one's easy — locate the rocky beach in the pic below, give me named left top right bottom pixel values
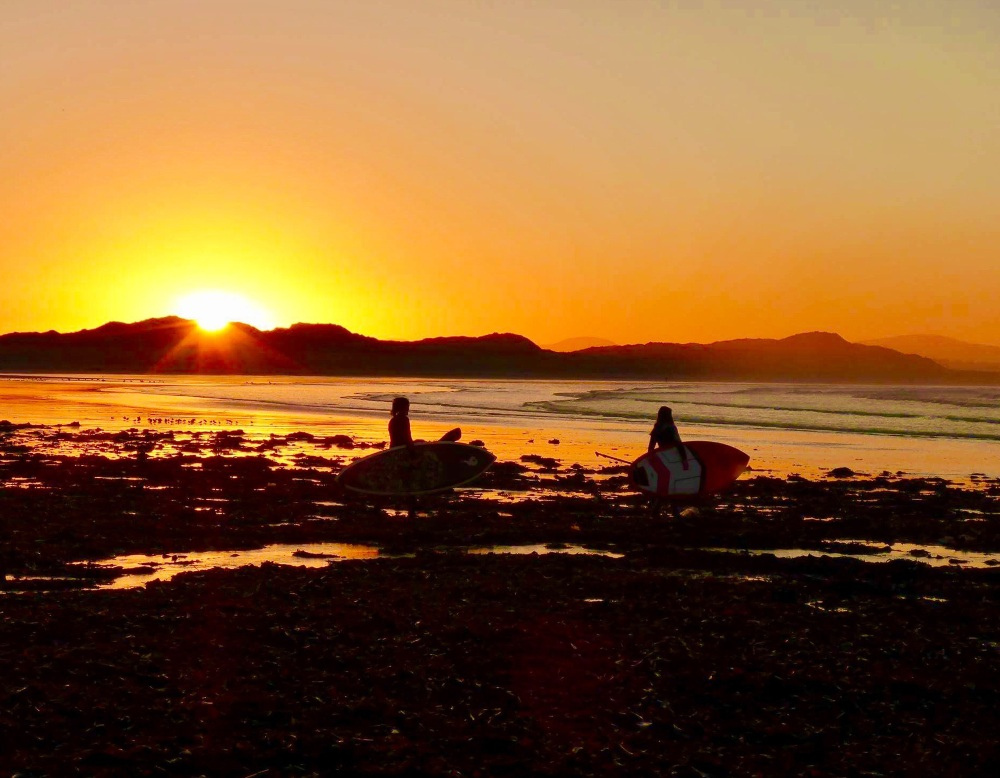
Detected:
left=2, top=422, right=1000, bottom=776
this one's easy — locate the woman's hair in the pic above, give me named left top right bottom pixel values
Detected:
left=656, top=406, right=673, bottom=424
left=391, top=396, right=410, bottom=416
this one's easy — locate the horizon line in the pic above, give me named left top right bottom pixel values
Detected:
left=3, top=316, right=1000, bottom=352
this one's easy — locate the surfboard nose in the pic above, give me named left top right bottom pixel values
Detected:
left=690, top=441, right=750, bottom=492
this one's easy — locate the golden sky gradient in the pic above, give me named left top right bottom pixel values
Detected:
left=3, top=1, right=999, bottom=345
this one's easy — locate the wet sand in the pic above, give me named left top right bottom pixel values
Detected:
left=2, top=424, right=1000, bottom=775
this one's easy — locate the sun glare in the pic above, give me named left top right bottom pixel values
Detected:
left=175, top=291, right=276, bottom=332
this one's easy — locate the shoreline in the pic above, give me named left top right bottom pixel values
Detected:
left=5, top=374, right=1000, bottom=481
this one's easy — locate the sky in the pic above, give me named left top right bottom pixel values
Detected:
left=3, top=0, right=999, bottom=345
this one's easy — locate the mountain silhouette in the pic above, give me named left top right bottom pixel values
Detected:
left=557, top=331, right=967, bottom=382
left=543, top=337, right=617, bottom=352
left=0, top=319, right=992, bottom=383
left=864, top=334, right=1000, bottom=372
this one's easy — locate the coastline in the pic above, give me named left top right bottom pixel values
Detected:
left=4, top=374, right=1000, bottom=481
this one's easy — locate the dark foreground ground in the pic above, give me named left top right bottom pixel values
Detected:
left=2, top=426, right=1000, bottom=776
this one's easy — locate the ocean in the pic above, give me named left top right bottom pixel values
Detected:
left=2, top=375, right=1000, bottom=479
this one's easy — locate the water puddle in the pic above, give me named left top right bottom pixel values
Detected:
left=78, top=543, right=380, bottom=589
left=806, top=601, right=850, bottom=613
left=707, top=541, right=1000, bottom=569
left=533, top=490, right=602, bottom=500
left=3, top=477, right=46, bottom=489
left=58, top=542, right=624, bottom=590
left=469, top=544, right=623, bottom=558
left=457, top=487, right=603, bottom=503
left=457, top=488, right=528, bottom=503
left=0, top=575, right=93, bottom=594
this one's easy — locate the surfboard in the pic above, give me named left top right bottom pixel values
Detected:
left=629, top=441, right=749, bottom=498
left=338, top=442, right=496, bottom=496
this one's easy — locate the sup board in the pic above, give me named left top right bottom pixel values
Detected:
left=338, top=441, right=496, bottom=496
left=629, top=441, right=749, bottom=498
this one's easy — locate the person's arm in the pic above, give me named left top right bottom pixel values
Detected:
left=672, top=424, right=689, bottom=465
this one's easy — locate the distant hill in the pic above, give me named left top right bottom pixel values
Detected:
left=543, top=337, right=617, bottom=352
left=563, top=331, right=974, bottom=383
left=0, top=320, right=994, bottom=383
left=864, top=334, right=1000, bottom=372
left=0, top=318, right=545, bottom=377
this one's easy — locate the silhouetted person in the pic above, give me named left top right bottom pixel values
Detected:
left=645, top=406, right=689, bottom=518
left=389, top=397, right=461, bottom=448
left=649, top=405, right=688, bottom=468
left=389, top=396, right=413, bottom=448
left=388, top=397, right=420, bottom=518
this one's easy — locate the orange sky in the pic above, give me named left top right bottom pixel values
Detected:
left=3, top=1, right=999, bottom=345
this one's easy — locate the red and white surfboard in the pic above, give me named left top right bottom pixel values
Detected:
left=629, top=441, right=749, bottom=498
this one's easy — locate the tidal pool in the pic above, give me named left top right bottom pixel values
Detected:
left=71, top=542, right=623, bottom=590
left=81, top=543, right=381, bottom=589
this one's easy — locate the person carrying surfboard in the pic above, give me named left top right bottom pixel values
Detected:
left=383, top=396, right=466, bottom=518
left=649, top=406, right=689, bottom=468
left=388, top=396, right=462, bottom=449
left=389, top=397, right=462, bottom=448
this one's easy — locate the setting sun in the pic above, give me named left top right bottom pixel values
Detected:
left=175, top=290, right=275, bottom=332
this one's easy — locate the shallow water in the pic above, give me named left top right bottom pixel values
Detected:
left=4, top=375, right=1000, bottom=478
